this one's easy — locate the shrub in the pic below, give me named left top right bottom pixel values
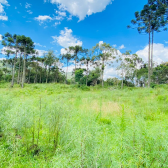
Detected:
left=80, top=85, right=90, bottom=91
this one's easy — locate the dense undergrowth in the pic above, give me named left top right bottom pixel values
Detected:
left=0, top=83, right=168, bottom=167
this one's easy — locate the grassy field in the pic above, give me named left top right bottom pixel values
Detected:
left=0, top=83, right=168, bottom=167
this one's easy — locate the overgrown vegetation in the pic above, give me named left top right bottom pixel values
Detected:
left=1, top=83, right=168, bottom=167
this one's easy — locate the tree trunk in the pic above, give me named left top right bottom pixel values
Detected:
left=66, top=60, right=68, bottom=84
left=102, top=61, right=104, bottom=87
left=74, top=53, right=77, bottom=83
left=86, top=62, right=88, bottom=86
left=102, top=70, right=104, bottom=87
left=11, top=61, right=14, bottom=86
left=151, top=30, right=154, bottom=76
left=46, top=66, right=48, bottom=83
left=148, top=18, right=151, bottom=88
left=121, top=68, right=124, bottom=89
left=35, top=62, right=38, bottom=83
left=17, top=53, right=21, bottom=84
left=40, top=71, right=42, bottom=83
left=11, top=52, right=17, bottom=87
left=22, top=48, right=26, bottom=88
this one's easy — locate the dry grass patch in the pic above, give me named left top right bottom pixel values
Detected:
left=91, top=100, right=121, bottom=117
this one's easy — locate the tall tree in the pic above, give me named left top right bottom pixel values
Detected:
left=60, top=49, right=73, bottom=84
left=92, top=42, right=116, bottom=87
left=117, top=51, right=143, bottom=88
left=44, top=50, right=56, bottom=83
left=80, top=49, right=95, bottom=86
left=16, top=35, right=35, bottom=88
left=128, top=0, right=168, bottom=87
left=69, top=45, right=83, bottom=74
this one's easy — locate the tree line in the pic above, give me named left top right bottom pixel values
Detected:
left=0, top=0, right=168, bottom=88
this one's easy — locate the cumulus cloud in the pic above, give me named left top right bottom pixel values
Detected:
left=0, top=15, right=7, bottom=20
left=0, top=34, right=2, bottom=40
left=104, top=66, right=118, bottom=80
left=35, top=15, right=52, bottom=23
left=99, top=41, right=103, bottom=47
left=136, top=43, right=168, bottom=65
left=47, top=0, right=113, bottom=21
left=119, top=44, right=125, bottom=49
left=52, top=27, right=83, bottom=48
left=60, top=48, right=68, bottom=55
left=0, top=0, right=9, bottom=20
left=1, top=46, right=17, bottom=55
left=0, top=0, right=9, bottom=5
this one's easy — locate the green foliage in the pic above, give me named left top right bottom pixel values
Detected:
left=0, top=70, right=3, bottom=81
left=75, top=69, right=84, bottom=83
left=1, top=84, right=168, bottom=166
left=80, top=85, right=90, bottom=91
left=98, top=118, right=111, bottom=125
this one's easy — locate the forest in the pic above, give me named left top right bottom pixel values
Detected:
left=0, top=0, right=168, bottom=167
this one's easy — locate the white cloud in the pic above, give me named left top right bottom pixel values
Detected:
left=113, top=44, right=117, bottom=48
left=0, top=0, right=9, bottom=20
left=54, top=15, right=63, bottom=20
left=0, top=34, right=2, bottom=40
left=136, top=43, right=168, bottom=65
left=60, top=47, right=75, bottom=55
left=61, top=48, right=68, bottom=55
left=52, top=27, right=83, bottom=48
left=54, top=21, right=61, bottom=27
left=35, top=43, right=46, bottom=48
left=55, top=10, right=66, bottom=17
left=27, top=10, right=33, bottom=14
left=104, top=66, right=118, bottom=80
left=99, top=41, right=103, bottom=47
left=119, top=44, right=125, bottom=49
left=0, top=0, right=9, bottom=5
left=34, top=49, right=47, bottom=57
left=1, top=46, right=17, bottom=55
left=0, top=15, right=8, bottom=20
left=0, top=57, right=6, bottom=60
left=0, top=3, right=4, bottom=13
left=25, top=2, right=31, bottom=8
left=165, top=41, right=168, bottom=44
left=47, top=0, right=113, bottom=21
left=35, top=15, right=52, bottom=23
left=67, top=15, right=72, bottom=20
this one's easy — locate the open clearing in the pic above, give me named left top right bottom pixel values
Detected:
left=1, top=84, right=168, bottom=167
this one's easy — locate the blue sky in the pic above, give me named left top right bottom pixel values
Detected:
left=0, top=0, right=168, bottom=79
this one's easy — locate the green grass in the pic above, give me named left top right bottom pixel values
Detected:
left=0, top=83, right=168, bottom=167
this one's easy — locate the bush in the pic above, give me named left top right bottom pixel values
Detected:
left=150, top=82, right=157, bottom=88
left=80, top=85, right=90, bottom=91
